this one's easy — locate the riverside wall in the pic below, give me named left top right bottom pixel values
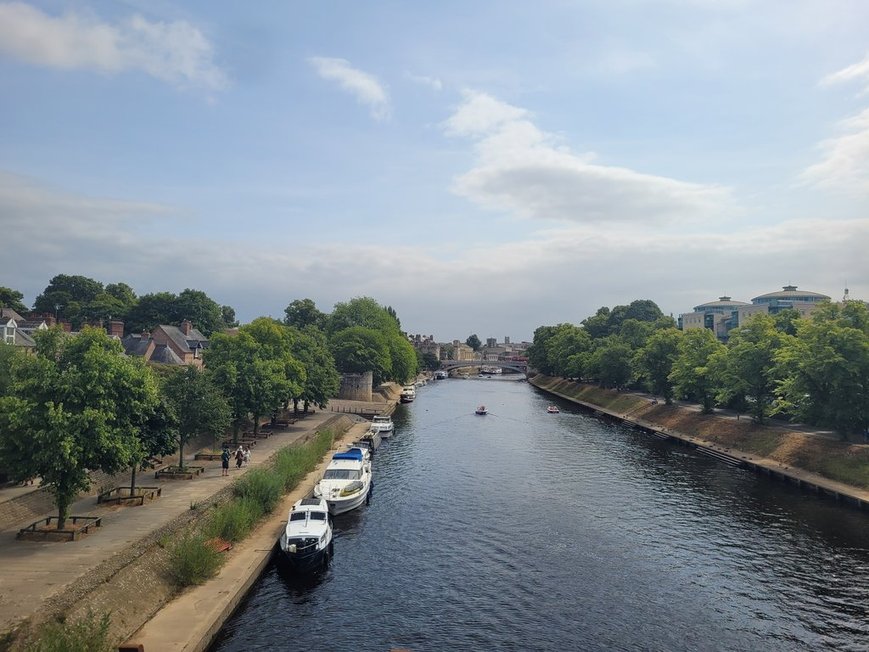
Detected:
left=529, top=375, right=869, bottom=511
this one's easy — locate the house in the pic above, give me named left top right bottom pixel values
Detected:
left=0, top=308, right=37, bottom=352
left=122, top=319, right=209, bottom=367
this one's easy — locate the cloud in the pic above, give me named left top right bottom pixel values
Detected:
left=821, top=52, right=869, bottom=94
left=406, top=72, right=443, bottom=91
left=443, top=91, right=732, bottom=224
left=802, top=108, right=869, bottom=195
left=0, top=2, right=226, bottom=90
left=308, top=56, right=390, bottom=120
left=3, top=171, right=865, bottom=342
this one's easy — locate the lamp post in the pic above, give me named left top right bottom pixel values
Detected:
left=54, top=303, right=59, bottom=324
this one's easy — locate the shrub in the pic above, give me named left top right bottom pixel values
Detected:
left=26, top=611, right=112, bottom=652
left=206, top=498, right=262, bottom=542
left=233, top=468, right=283, bottom=514
left=167, top=533, right=222, bottom=587
left=273, top=430, right=334, bottom=491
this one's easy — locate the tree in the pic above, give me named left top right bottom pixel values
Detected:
left=163, top=366, right=231, bottom=467
left=0, top=286, right=28, bottom=314
left=670, top=328, right=724, bottom=413
left=175, top=289, right=227, bottom=336
left=33, top=274, right=104, bottom=328
left=127, top=395, right=175, bottom=494
left=418, top=351, right=440, bottom=371
left=712, top=315, right=786, bottom=424
left=527, top=325, right=560, bottom=374
left=244, top=318, right=306, bottom=425
left=289, top=326, right=341, bottom=411
left=634, top=328, right=683, bottom=403
left=221, top=305, right=239, bottom=328
left=774, top=301, right=869, bottom=437
left=284, top=298, right=325, bottom=330
left=125, top=289, right=232, bottom=336
left=330, top=326, right=392, bottom=385
left=547, top=324, right=592, bottom=378
left=125, top=292, right=178, bottom=334
left=590, top=340, right=633, bottom=389
left=326, top=297, right=400, bottom=336
left=0, top=328, right=155, bottom=529
left=465, top=334, right=481, bottom=351
left=388, top=335, right=419, bottom=384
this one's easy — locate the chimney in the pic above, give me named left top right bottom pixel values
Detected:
left=108, top=320, right=124, bottom=338
left=181, top=319, right=192, bottom=335
left=141, top=330, right=150, bottom=340
left=60, top=321, right=71, bottom=333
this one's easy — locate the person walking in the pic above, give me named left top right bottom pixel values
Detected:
left=221, top=446, right=231, bottom=477
left=243, top=445, right=251, bottom=466
left=235, top=445, right=244, bottom=469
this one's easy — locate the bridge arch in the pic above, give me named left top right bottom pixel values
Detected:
left=439, top=360, right=528, bottom=375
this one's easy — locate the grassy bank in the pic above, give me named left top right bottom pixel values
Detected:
left=531, top=375, right=869, bottom=491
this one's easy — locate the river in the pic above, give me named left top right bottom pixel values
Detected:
left=211, top=377, right=869, bottom=651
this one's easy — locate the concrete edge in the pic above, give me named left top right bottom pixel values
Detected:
left=126, top=420, right=371, bottom=652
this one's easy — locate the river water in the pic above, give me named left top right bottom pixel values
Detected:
left=212, top=378, right=869, bottom=651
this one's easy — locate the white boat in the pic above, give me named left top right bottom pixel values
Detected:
left=370, top=415, right=395, bottom=438
left=400, top=385, right=416, bottom=403
left=358, top=428, right=382, bottom=450
left=278, top=497, right=333, bottom=572
left=434, top=370, right=448, bottom=380
left=547, top=405, right=560, bottom=414
left=475, top=405, right=488, bottom=415
left=313, top=448, right=372, bottom=515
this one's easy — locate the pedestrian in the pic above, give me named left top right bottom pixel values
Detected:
left=235, top=445, right=244, bottom=469
left=243, top=445, right=251, bottom=466
left=221, top=446, right=230, bottom=477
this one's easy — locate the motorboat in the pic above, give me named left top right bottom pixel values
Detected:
left=370, top=415, right=395, bottom=438
left=475, top=405, right=488, bottom=415
left=358, top=428, right=382, bottom=450
left=278, top=497, right=333, bottom=572
left=434, top=370, right=448, bottom=380
left=547, top=405, right=560, bottom=414
left=313, top=448, right=372, bottom=515
left=400, top=385, right=416, bottom=403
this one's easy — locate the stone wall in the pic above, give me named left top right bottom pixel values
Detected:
left=338, top=372, right=373, bottom=401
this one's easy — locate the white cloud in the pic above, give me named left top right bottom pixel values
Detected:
left=0, top=2, right=226, bottom=90
left=821, top=52, right=869, bottom=94
left=406, top=72, right=443, bottom=91
left=444, top=91, right=732, bottom=224
left=308, top=56, right=390, bottom=120
left=802, top=108, right=869, bottom=195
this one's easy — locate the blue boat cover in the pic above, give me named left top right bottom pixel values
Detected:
left=333, top=449, right=364, bottom=461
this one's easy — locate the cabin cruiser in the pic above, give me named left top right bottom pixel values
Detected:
left=400, top=385, right=416, bottom=403
left=547, top=405, right=560, bottom=414
left=313, top=448, right=372, bottom=515
left=278, top=497, right=333, bottom=572
left=358, top=428, right=382, bottom=450
left=434, top=370, right=448, bottom=380
left=475, top=405, right=488, bottom=415
left=369, top=415, right=395, bottom=438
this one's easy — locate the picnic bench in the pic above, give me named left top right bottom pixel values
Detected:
left=97, top=486, right=162, bottom=506
left=18, top=515, right=102, bottom=541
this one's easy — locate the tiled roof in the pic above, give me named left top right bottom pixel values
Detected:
left=160, top=325, right=208, bottom=354
left=149, top=344, right=183, bottom=365
left=0, top=308, right=24, bottom=321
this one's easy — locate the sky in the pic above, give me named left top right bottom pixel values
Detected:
left=1, top=0, right=868, bottom=342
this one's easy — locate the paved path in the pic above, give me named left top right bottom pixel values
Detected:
left=0, top=411, right=349, bottom=633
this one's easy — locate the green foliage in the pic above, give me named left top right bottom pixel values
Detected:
left=330, top=326, right=392, bottom=384
left=465, top=334, right=481, bottom=351
left=25, top=611, right=112, bottom=652
left=33, top=274, right=105, bottom=327
left=326, top=297, right=399, bottom=337
left=0, top=286, right=29, bottom=313
left=206, top=498, right=262, bottom=542
left=233, top=467, right=283, bottom=514
left=290, top=327, right=340, bottom=408
left=125, top=288, right=232, bottom=336
left=273, top=429, right=334, bottom=490
left=0, top=327, right=158, bottom=528
left=163, top=366, right=231, bottom=467
left=284, top=298, right=325, bottom=330
left=387, top=335, right=419, bottom=384
left=634, top=328, right=683, bottom=403
left=669, top=328, right=723, bottom=413
left=590, top=340, right=633, bottom=389
left=167, top=533, right=222, bottom=587
left=418, top=351, right=440, bottom=371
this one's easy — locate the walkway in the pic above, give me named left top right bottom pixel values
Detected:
left=0, top=410, right=347, bottom=633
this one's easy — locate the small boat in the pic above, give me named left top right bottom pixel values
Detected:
left=358, top=428, right=382, bottom=450
left=475, top=405, right=488, bottom=415
left=278, top=497, right=333, bottom=573
left=547, top=405, right=560, bottom=414
left=313, top=448, right=373, bottom=515
left=370, top=415, right=395, bottom=438
left=400, top=385, right=416, bottom=403
left=434, top=370, right=448, bottom=380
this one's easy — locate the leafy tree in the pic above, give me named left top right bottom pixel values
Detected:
left=0, top=328, right=155, bottom=528
left=244, top=318, right=306, bottom=424
left=284, top=298, right=325, bottom=330
left=418, top=351, right=440, bottom=371
left=772, top=308, right=801, bottom=336
left=125, top=292, right=178, bottom=334
left=175, top=289, right=227, bottom=336
left=590, top=340, right=633, bottom=389
left=547, top=324, right=592, bottom=378
left=163, top=366, right=231, bottom=466
left=634, top=328, right=683, bottom=403
left=326, top=297, right=399, bottom=337
left=670, top=328, right=724, bottom=413
left=125, top=289, right=231, bottom=336
left=221, top=305, right=239, bottom=328
left=527, top=325, right=560, bottom=374
left=385, top=305, right=401, bottom=329
left=127, top=395, right=175, bottom=494
left=465, top=334, right=482, bottom=351
left=33, top=274, right=105, bottom=328
left=581, top=307, right=611, bottom=340
left=290, top=326, right=341, bottom=411
left=0, top=286, right=28, bottom=314
left=85, top=292, right=128, bottom=323
left=330, top=326, right=392, bottom=385
left=388, top=335, right=419, bottom=384
left=712, top=315, right=786, bottom=424
left=774, top=302, right=869, bottom=436
left=106, top=282, right=137, bottom=306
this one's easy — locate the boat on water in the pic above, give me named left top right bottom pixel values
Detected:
left=313, top=448, right=372, bottom=515
left=370, top=415, right=395, bottom=438
left=434, top=370, right=448, bottom=380
left=475, top=405, right=488, bottom=415
left=547, top=405, right=560, bottom=414
left=400, top=385, right=416, bottom=403
left=358, top=428, right=382, bottom=450
left=278, top=497, right=333, bottom=573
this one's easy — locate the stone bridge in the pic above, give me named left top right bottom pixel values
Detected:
left=439, top=360, right=528, bottom=374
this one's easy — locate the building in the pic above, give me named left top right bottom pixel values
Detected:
left=409, top=334, right=442, bottom=360
left=122, top=319, right=209, bottom=367
left=680, top=285, right=832, bottom=340
left=451, top=340, right=477, bottom=361
left=0, top=308, right=36, bottom=351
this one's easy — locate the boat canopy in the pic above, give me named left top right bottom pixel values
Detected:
left=333, top=449, right=364, bottom=461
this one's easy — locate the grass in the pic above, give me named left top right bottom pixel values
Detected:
left=206, top=498, right=262, bottom=543
left=167, top=533, right=222, bottom=587
left=25, top=611, right=112, bottom=652
left=233, top=468, right=283, bottom=514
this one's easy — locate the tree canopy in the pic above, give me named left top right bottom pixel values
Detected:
left=0, top=286, right=29, bottom=314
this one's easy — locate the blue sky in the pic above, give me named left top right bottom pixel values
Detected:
left=1, top=0, right=868, bottom=341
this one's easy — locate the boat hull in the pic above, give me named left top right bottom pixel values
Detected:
left=278, top=541, right=332, bottom=573
left=326, top=489, right=369, bottom=515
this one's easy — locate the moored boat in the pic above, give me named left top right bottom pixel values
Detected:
left=278, top=497, right=333, bottom=573
left=313, top=448, right=372, bottom=515
left=400, top=385, right=416, bottom=403
left=370, top=415, right=395, bottom=438
left=547, top=405, right=560, bottom=414
left=475, top=405, right=488, bottom=415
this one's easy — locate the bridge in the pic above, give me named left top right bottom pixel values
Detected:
left=439, top=360, right=528, bottom=375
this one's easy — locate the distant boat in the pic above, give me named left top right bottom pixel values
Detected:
left=547, top=405, right=560, bottom=414
left=434, top=370, right=448, bottom=380
left=475, top=405, right=488, bottom=415
left=400, top=385, right=416, bottom=403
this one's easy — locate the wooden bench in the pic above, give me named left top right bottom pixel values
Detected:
left=97, top=486, right=162, bottom=505
left=18, top=515, right=102, bottom=541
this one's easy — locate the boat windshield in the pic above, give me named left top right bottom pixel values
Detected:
left=323, top=469, right=360, bottom=480
left=289, top=512, right=306, bottom=521
left=373, top=417, right=390, bottom=423
left=309, top=512, right=327, bottom=520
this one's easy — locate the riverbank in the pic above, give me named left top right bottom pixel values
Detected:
left=529, top=375, right=869, bottom=509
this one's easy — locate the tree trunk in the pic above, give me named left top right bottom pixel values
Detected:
left=178, top=434, right=186, bottom=470
left=130, top=465, right=137, bottom=495
left=253, top=411, right=260, bottom=436
left=303, top=400, right=309, bottom=414
left=293, top=398, right=299, bottom=416
left=56, top=495, right=70, bottom=530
